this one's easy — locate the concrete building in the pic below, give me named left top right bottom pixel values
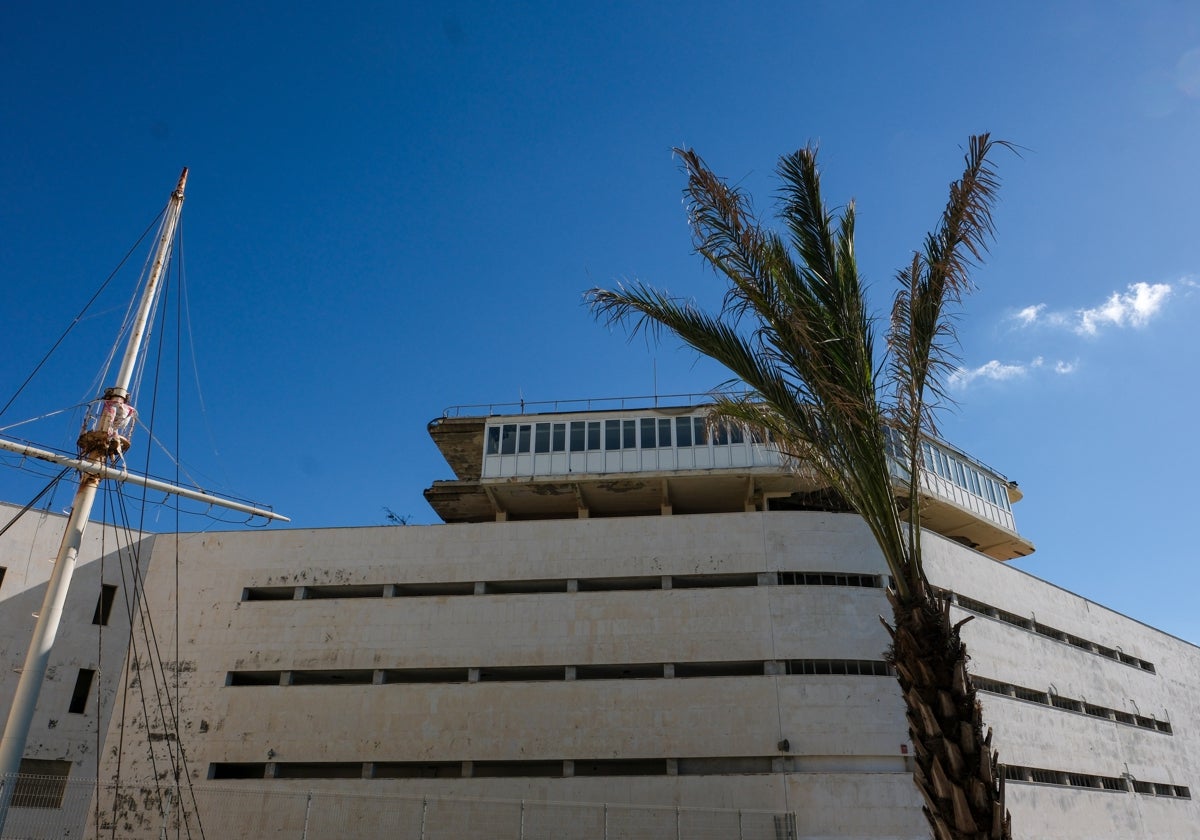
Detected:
left=1, top=398, right=1197, bottom=838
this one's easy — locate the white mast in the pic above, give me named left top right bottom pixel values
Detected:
left=0, top=169, right=285, bottom=826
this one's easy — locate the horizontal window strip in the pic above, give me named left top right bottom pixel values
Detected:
left=974, top=675, right=1172, bottom=735
left=1003, top=765, right=1189, bottom=799
left=225, top=659, right=894, bottom=687
left=213, top=756, right=782, bottom=781
left=942, top=589, right=1156, bottom=674
left=241, top=570, right=886, bottom=604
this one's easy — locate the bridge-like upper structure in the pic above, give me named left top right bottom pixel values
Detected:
left=424, top=394, right=1033, bottom=561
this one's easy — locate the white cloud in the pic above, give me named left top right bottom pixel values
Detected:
left=1012, top=281, right=1175, bottom=336
left=949, top=357, right=1078, bottom=389
left=949, top=360, right=1029, bottom=388
left=1013, top=304, right=1044, bottom=326
left=1076, top=282, right=1172, bottom=335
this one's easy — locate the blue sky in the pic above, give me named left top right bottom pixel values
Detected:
left=2, top=2, right=1199, bottom=640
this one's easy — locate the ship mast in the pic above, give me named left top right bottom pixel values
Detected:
left=0, top=169, right=284, bottom=826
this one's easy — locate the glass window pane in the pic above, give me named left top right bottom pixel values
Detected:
left=693, top=417, right=708, bottom=445
left=605, top=420, right=622, bottom=450
left=534, top=423, right=550, bottom=453
left=587, top=421, right=601, bottom=451
left=517, top=425, right=531, bottom=454
left=623, top=420, right=636, bottom=448
left=640, top=418, right=656, bottom=448
left=675, top=417, right=692, bottom=447
left=714, top=424, right=729, bottom=446
left=728, top=424, right=744, bottom=444
left=569, top=421, right=586, bottom=452
left=500, top=424, right=518, bottom=455
left=552, top=423, right=566, bottom=452
left=486, top=427, right=501, bottom=455
left=657, top=418, right=672, bottom=447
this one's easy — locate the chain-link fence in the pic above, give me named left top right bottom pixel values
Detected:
left=0, top=775, right=797, bottom=840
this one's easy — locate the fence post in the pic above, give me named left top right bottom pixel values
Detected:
left=301, top=791, right=313, bottom=840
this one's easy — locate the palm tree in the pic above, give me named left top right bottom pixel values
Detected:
left=587, top=135, right=1013, bottom=840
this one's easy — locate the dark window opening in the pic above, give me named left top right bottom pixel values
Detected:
left=576, top=576, right=661, bottom=592
left=68, top=668, right=95, bottom=714
left=374, top=762, right=461, bottom=779
left=671, top=573, right=758, bottom=589
left=476, top=665, right=565, bottom=682
left=242, top=586, right=295, bottom=601
left=210, top=763, right=267, bottom=780
left=289, top=670, right=375, bottom=686
left=392, top=581, right=475, bottom=597
left=275, top=763, right=361, bottom=780
left=92, top=584, right=118, bottom=625
left=575, top=663, right=663, bottom=680
left=227, top=671, right=283, bottom=687
left=473, top=760, right=561, bottom=778
left=380, top=668, right=470, bottom=684
left=574, top=759, right=668, bottom=777
left=303, top=584, right=386, bottom=599
left=483, top=579, right=569, bottom=595
left=674, top=661, right=763, bottom=678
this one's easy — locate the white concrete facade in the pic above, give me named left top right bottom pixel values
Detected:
left=80, top=512, right=1200, bottom=839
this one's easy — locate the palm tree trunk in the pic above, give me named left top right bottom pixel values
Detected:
left=885, top=582, right=1012, bottom=840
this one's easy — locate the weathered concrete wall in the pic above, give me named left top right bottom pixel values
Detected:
left=0, top=501, right=153, bottom=839
left=91, top=511, right=1200, bottom=838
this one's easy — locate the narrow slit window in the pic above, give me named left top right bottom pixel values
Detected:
left=92, top=584, right=118, bottom=625
left=551, top=423, right=566, bottom=452
left=69, top=668, right=95, bottom=714
left=486, top=426, right=501, bottom=455
left=587, top=421, right=601, bottom=451
left=517, top=425, right=531, bottom=453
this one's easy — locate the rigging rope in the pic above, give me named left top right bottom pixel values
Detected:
left=0, top=468, right=71, bottom=540
left=0, top=208, right=166, bottom=423
left=100, top=226, right=205, bottom=840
